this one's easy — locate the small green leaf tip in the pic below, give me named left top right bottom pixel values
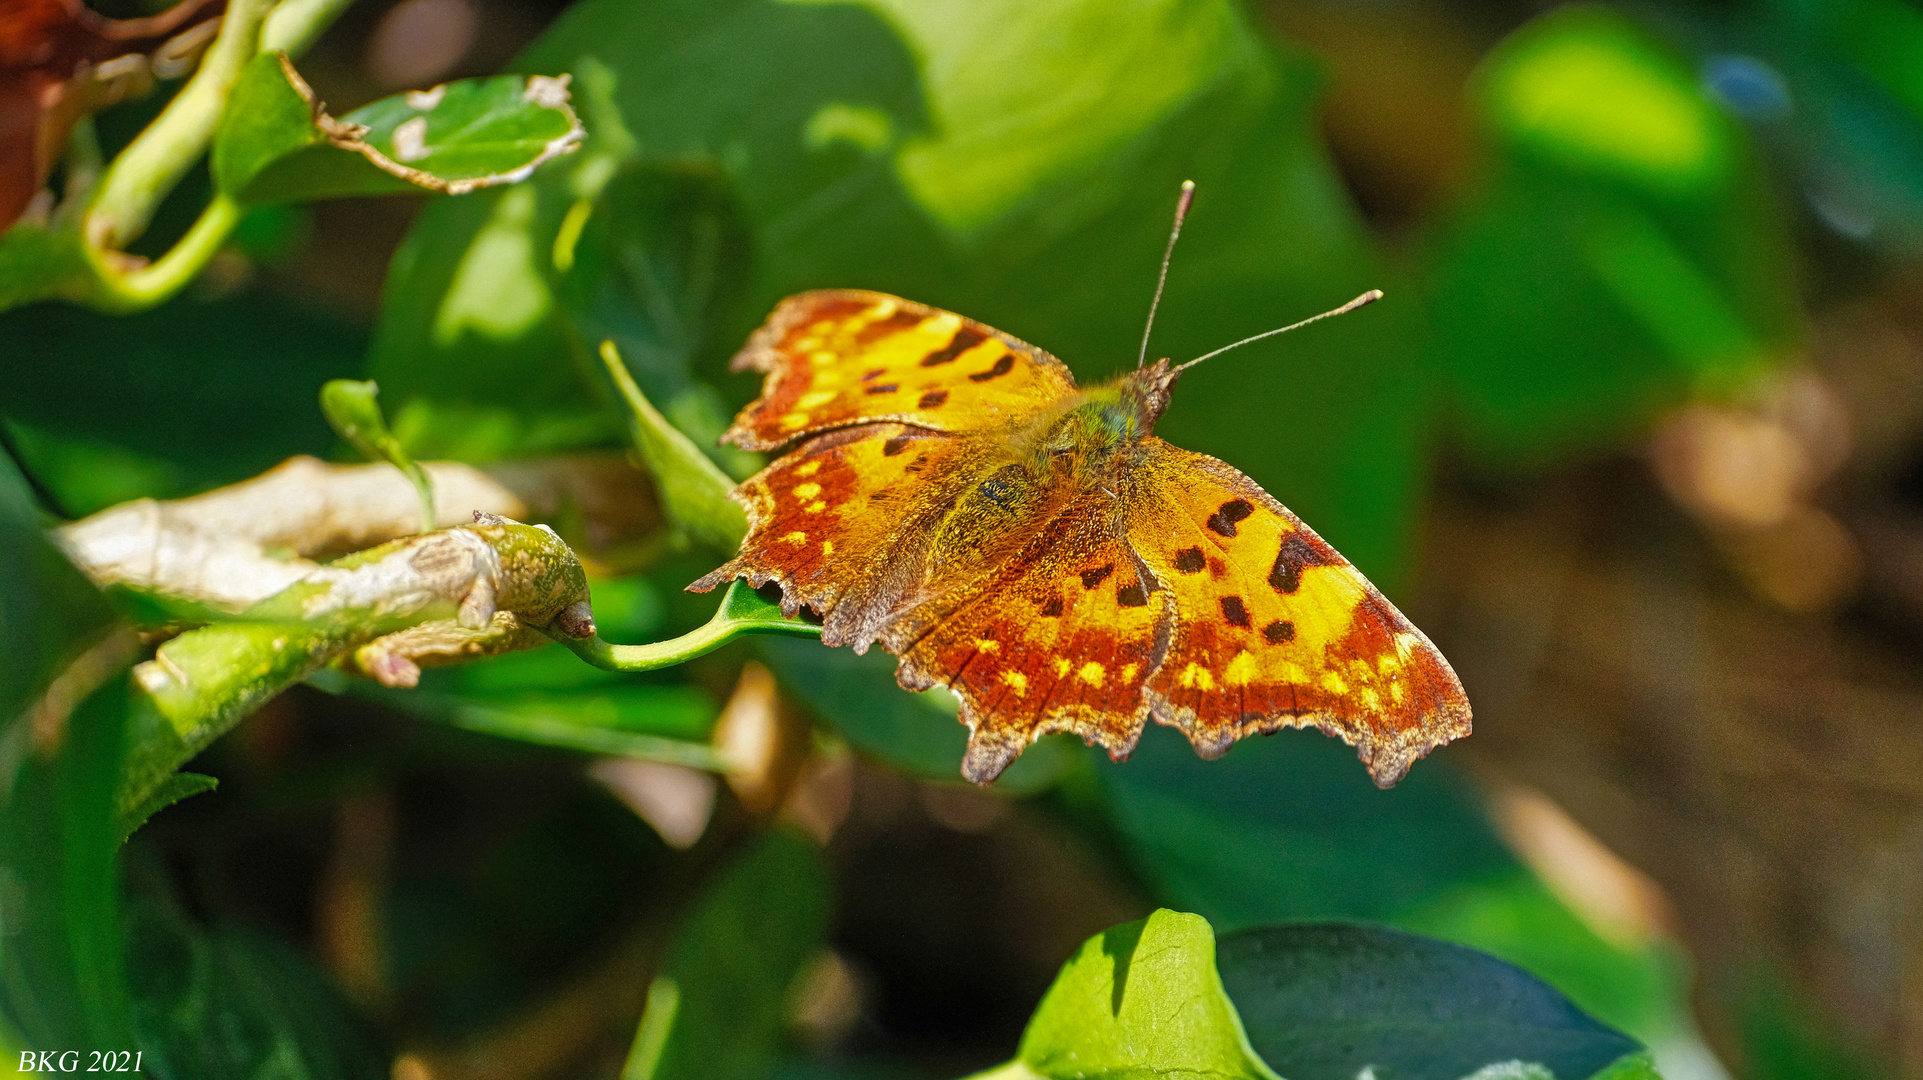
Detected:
left=599, top=340, right=748, bottom=552
left=972, top=909, right=1280, bottom=1080
left=319, top=378, right=435, bottom=533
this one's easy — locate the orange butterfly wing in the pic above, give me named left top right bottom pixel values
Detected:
left=690, top=421, right=964, bottom=621
left=723, top=290, right=1076, bottom=450
left=879, top=491, right=1172, bottom=783
left=1124, top=442, right=1470, bottom=787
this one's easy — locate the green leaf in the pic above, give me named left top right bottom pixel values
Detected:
left=1429, top=6, right=1799, bottom=467
left=0, top=679, right=137, bottom=1052
left=115, top=771, right=218, bottom=845
left=625, top=829, right=829, bottom=1080
left=320, top=379, right=436, bottom=533
left=123, top=858, right=389, bottom=1080
left=757, top=636, right=1077, bottom=793
left=214, top=53, right=585, bottom=206
left=1097, top=725, right=1513, bottom=927
left=851, top=0, right=1257, bottom=235
left=970, top=909, right=1278, bottom=1080
left=370, top=0, right=1424, bottom=582
left=1215, top=922, right=1646, bottom=1080
left=600, top=340, right=747, bottom=551
left=355, top=680, right=723, bottom=769
left=0, top=451, right=133, bottom=1049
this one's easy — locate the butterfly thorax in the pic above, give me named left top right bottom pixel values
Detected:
left=1022, top=360, right=1178, bottom=474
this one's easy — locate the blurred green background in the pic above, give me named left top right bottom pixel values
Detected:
left=7, top=0, right=1923, bottom=1077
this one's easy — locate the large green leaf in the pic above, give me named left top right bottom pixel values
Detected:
left=370, top=0, right=1425, bottom=585
left=122, top=857, right=389, bottom=1080
left=1215, top=923, right=1650, bottom=1080
left=1427, top=6, right=1800, bottom=466
left=626, top=829, right=830, bottom=1080
left=756, top=637, right=1078, bottom=793
left=0, top=452, right=130, bottom=1050
left=1098, top=725, right=1513, bottom=928
left=973, top=909, right=1278, bottom=1080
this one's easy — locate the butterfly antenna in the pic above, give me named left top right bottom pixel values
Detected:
left=1136, top=180, right=1196, bottom=369
left=1172, top=289, right=1383, bottom=374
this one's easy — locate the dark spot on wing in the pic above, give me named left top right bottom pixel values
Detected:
left=1172, top=546, right=1205, bottom=574
left=1263, top=620, right=1295, bottom=644
left=1041, top=597, right=1064, bottom=617
left=918, top=390, right=949, bottom=408
left=1269, top=530, right=1335, bottom=594
left=860, top=367, right=889, bottom=382
left=855, top=308, right=923, bottom=344
left=1220, top=596, right=1250, bottom=627
left=968, top=353, right=1016, bottom=382
left=864, top=383, right=898, bottom=395
left=1206, top=499, right=1253, bottom=537
left=882, top=436, right=912, bottom=456
left=920, top=327, right=987, bottom=367
left=1080, top=564, right=1114, bottom=589
left=1117, top=581, right=1148, bottom=607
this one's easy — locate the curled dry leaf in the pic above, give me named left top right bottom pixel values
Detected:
left=57, top=455, right=525, bottom=609
left=0, top=0, right=222, bottom=229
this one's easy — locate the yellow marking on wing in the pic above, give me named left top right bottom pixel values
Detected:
left=1118, top=662, right=1138, bottom=684
left=796, top=390, right=836, bottom=409
left=922, top=312, right=962, bottom=338
left=1179, top=663, right=1215, bottom=691
left=1223, top=651, right=1259, bottom=687
left=821, top=540, right=834, bottom=556
left=1053, top=658, right=1072, bottom=678
left=779, top=414, right=809, bottom=431
left=1078, top=662, right=1106, bottom=687
left=1001, top=670, right=1028, bottom=696
left=792, top=482, right=822, bottom=500
left=973, top=638, right=1001, bottom=653
left=793, top=461, right=822, bottom=478
left=1320, top=671, right=1349, bottom=694
left=782, top=531, right=808, bottom=545
left=865, top=298, right=899, bottom=319
left=794, top=336, right=821, bottom=351
left=805, top=501, right=827, bottom=514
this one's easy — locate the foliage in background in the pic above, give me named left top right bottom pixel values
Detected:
left=7, top=0, right=1909, bottom=1076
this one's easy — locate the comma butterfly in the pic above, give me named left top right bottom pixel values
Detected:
left=692, top=184, right=1470, bottom=786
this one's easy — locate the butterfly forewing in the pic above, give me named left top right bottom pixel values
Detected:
left=691, top=422, right=960, bottom=619
left=724, top=290, right=1076, bottom=450
left=1125, top=443, right=1470, bottom=787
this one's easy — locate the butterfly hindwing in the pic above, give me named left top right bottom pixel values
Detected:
left=724, top=290, right=1077, bottom=450
left=1125, top=442, right=1470, bottom=787
left=883, top=493, right=1173, bottom=783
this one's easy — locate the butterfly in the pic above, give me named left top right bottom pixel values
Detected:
left=692, top=193, right=1470, bottom=787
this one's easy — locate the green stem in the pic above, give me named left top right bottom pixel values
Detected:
left=558, top=580, right=819, bottom=673
left=261, top=0, right=360, bottom=55
left=84, top=0, right=275, bottom=250
left=82, top=194, right=241, bottom=312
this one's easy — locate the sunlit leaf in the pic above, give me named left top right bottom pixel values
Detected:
left=213, top=53, right=584, bottom=206
left=600, top=340, right=746, bottom=551
left=625, top=829, right=829, bottom=1080
left=969, top=908, right=1278, bottom=1080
